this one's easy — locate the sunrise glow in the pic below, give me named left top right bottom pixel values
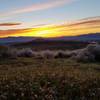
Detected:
left=0, top=0, right=100, bottom=38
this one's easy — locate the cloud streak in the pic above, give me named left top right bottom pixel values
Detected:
left=0, top=23, right=21, bottom=26
left=67, top=19, right=100, bottom=27
left=0, top=0, right=74, bottom=18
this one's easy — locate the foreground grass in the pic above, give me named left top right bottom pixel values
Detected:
left=0, top=58, right=100, bottom=100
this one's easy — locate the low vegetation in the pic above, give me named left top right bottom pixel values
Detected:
left=0, top=57, right=100, bottom=99
left=0, top=43, right=100, bottom=99
left=0, top=43, right=100, bottom=62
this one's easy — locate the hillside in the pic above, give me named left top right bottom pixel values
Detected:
left=0, top=33, right=100, bottom=45
left=12, top=40, right=89, bottom=50
left=0, top=37, right=35, bottom=45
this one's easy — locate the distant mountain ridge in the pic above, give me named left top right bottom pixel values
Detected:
left=0, top=33, right=100, bottom=45
left=51, top=33, right=100, bottom=41
left=0, top=37, right=37, bottom=45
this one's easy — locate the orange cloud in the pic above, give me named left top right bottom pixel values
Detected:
left=67, top=19, right=100, bottom=27
left=0, top=28, right=37, bottom=37
left=0, top=23, right=21, bottom=26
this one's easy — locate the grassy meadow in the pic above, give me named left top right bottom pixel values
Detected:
left=0, top=57, right=100, bottom=100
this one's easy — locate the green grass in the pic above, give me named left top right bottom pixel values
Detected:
left=0, top=58, right=100, bottom=100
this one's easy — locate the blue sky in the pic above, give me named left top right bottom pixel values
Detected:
left=0, top=0, right=100, bottom=28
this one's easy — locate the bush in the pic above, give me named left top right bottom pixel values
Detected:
left=17, top=48, right=34, bottom=57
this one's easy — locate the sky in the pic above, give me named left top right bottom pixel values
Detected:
left=0, top=0, right=100, bottom=38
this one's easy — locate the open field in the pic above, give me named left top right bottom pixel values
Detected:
left=0, top=58, right=100, bottom=100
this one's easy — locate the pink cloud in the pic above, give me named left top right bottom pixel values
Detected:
left=0, top=0, right=75, bottom=18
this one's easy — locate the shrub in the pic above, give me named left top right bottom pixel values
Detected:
left=17, top=48, right=34, bottom=57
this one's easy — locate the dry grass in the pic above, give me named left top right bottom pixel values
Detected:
left=0, top=58, right=100, bottom=100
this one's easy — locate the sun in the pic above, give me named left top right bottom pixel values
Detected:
left=23, top=26, right=64, bottom=38
left=30, top=26, right=58, bottom=37
left=36, top=30, right=52, bottom=36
